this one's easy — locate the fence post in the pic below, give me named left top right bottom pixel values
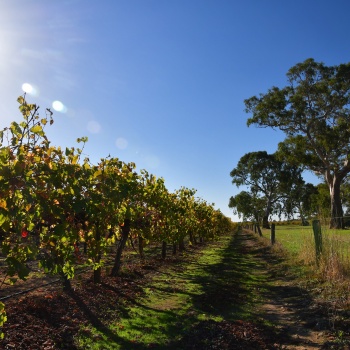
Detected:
left=271, top=224, right=275, bottom=245
left=312, top=219, right=322, bottom=266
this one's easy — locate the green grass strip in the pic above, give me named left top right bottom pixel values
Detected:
left=77, top=232, right=270, bottom=349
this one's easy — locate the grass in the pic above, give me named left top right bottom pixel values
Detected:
left=74, top=225, right=350, bottom=349
left=76, top=233, right=272, bottom=349
left=259, top=223, right=350, bottom=324
left=261, top=225, right=350, bottom=263
left=262, top=225, right=312, bottom=255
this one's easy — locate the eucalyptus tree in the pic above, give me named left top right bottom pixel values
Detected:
left=341, top=178, right=350, bottom=212
left=280, top=182, right=318, bottom=225
left=310, top=183, right=331, bottom=221
left=229, top=191, right=265, bottom=235
left=343, top=180, right=350, bottom=226
left=245, top=58, right=350, bottom=228
left=230, top=151, right=303, bottom=228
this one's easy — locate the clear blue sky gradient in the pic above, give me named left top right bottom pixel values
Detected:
left=1, top=1, right=349, bottom=221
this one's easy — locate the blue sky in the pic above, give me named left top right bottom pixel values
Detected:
left=1, top=1, right=349, bottom=221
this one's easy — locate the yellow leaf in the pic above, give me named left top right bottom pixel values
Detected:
left=72, top=155, right=79, bottom=165
left=93, top=170, right=102, bottom=178
left=30, top=125, right=43, bottom=134
left=0, top=199, right=7, bottom=209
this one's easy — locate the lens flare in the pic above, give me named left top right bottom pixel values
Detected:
left=116, top=138, right=128, bottom=149
left=22, top=83, right=33, bottom=93
left=21, top=83, right=39, bottom=96
left=87, top=120, right=101, bottom=134
left=52, top=100, right=67, bottom=113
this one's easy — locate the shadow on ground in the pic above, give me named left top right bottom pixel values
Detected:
left=75, top=230, right=339, bottom=349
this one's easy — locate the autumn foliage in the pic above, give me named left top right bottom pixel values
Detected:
left=0, top=96, right=233, bottom=335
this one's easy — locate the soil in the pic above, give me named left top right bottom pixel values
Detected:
left=0, top=229, right=349, bottom=349
left=243, top=233, right=334, bottom=350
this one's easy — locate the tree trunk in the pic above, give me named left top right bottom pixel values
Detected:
left=262, top=215, right=270, bottom=229
left=263, top=197, right=273, bottom=229
left=93, top=266, right=101, bottom=284
left=138, top=235, right=145, bottom=260
left=328, top=176, right=344, bottom=229
left=300, top=212, right=308, bottom=226
left=172, top=242, right=177, bottom=255
left=161, top=241, right=167, bottom=259
left=93, top=227, right=101, bottom=284
left=61, top=272, right=71, bottom=290
left=179, top=238, right=185, bottom=252
left=189, top=232, right=194, bottom=245
left=111, top=219, right=131, bottom=276
left=256, top=223, right=262, bottom=237
left=253, top=215, right=263, bottom=236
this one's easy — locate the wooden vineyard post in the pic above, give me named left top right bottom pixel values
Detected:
left=270, top=224, right=275, bottom=245
left=312, top=220, right=322, bottom=266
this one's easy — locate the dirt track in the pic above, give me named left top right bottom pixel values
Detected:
left=0, top=229, right=349, bottom=349
left=240, top=229, right=345, bottom=349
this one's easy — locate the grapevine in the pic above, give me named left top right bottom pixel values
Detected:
left=0, top=96, right=235, bottom=336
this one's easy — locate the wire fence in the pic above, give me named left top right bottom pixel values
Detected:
left=271, top=218, right=350, bottom=281
left=241, top=216, right=350, bottom=281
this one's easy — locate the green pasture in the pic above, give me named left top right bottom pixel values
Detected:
left=261, top=225, right=350, bottom=268
left=261, top=225, right=313, bottom=255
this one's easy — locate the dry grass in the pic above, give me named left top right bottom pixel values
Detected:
left=298, top=227, right=350, bottom=282
left=265, top=224, right=350, bottom=322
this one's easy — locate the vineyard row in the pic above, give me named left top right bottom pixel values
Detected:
left=0, top=96, right=234, bottom=333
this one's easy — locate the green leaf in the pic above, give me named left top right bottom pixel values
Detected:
left=0, top=301, right=7, bottom=338
left=0, top=213, right=8, bottom=228
left=10, top=122, right=22, bottom=135
left=30, top=125, right=43, bottom=134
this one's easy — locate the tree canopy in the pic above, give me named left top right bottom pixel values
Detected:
left=230, top=151, right=303, bottom=228
left=245, top=58, right=350, bottom=228
left=229, top=191, right=265, bottom=235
